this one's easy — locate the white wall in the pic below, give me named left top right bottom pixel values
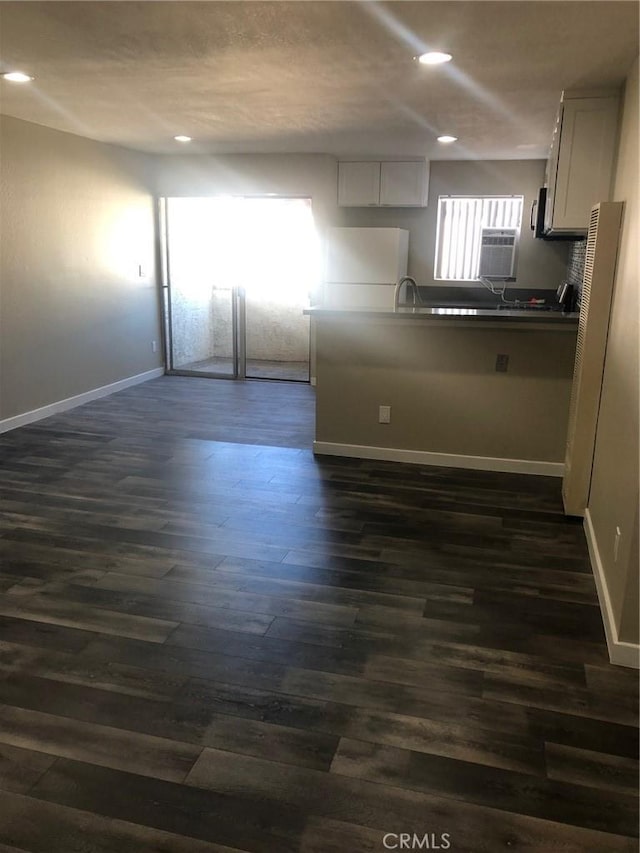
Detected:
left=0, top=116, right=162, bottom=421
left=585, top=57, right=639, bottom=649
left=154, top=153, right=339, bottom=234
left=314, top=316, right=576, bottom=467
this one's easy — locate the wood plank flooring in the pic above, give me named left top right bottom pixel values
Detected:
left=0, top=376, right=637, bottom=852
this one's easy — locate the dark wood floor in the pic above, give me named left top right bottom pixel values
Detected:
left=0, top=376, right=637, bottom=852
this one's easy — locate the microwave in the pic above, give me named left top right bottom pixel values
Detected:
left=531, top=188, right=547, bottom=238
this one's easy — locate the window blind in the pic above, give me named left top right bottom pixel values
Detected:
left=434, top=196, right=523, bottom=281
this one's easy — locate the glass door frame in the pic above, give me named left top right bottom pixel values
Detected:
left=160, top=197, right=246, bottom=380
left=158, top=195, right=312, bottom=383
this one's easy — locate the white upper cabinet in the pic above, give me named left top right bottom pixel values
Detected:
left=338, top=160, right=429, bottom=207
left=337, top=161, right=380, bottom=206
left=545, top=92, right=619, bottom=235
left=379, top=161, right=428, bottom=207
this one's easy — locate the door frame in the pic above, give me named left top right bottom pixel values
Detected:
left=159, top=195, right=311, bottom=383
left=160, top=197, right=246, bottom=380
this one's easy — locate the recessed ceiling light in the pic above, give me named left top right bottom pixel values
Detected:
left=437, top=135, right=458, bottom=143
left=2, top=71, right=34, bottom=83
left=417, top=52, right=452, bottom=66
left=174, top=135, right=192, bottom=143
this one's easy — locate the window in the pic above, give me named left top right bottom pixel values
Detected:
left=434, top=195, right=524, bottom=281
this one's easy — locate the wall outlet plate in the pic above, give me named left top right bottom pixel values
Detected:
left=378, top=405, right=391, bottom=424
left=495, top=354, right=509, bottom=372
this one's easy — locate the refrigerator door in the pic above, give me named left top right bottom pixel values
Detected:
left=322, top=282, right=397, bottom=308
left=325, top=228, right=408, bottom=284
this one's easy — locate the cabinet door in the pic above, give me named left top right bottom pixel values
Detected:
left=337, top=162, right=381, bottom=207
left=380, top=161, right=427, bottom=207
left=552, top=97, right=619, bottom=231
left=544, top=108, right=563, bottom=234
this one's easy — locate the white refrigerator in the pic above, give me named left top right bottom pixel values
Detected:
left=322, top=227, right=409, bottom=308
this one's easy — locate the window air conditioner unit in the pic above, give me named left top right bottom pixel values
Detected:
left=479, top=227, right=518, bottom=279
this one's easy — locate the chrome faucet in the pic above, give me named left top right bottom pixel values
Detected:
left=394, top=276, right=418, bottom=310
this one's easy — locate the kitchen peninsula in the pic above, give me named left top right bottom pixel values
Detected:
left=306, top=306, right=579, bottom=476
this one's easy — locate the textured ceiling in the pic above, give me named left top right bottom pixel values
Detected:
left=0, top=1, right=638, bottom=159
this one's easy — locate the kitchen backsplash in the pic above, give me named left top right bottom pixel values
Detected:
left=566, top=238, right=587, bottom=311
left=566, top=239, right=587, bottom=287
left=415, top=285, right=569, bottom=307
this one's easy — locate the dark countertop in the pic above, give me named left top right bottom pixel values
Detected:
left=305, top=305, right=579, bottom=325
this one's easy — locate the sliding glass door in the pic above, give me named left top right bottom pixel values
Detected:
left=162, top=196, right=318, bottom=382
left=163, top=197, right=238, bottom=377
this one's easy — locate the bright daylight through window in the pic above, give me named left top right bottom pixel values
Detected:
left=434, top=195, right=524, bottom=281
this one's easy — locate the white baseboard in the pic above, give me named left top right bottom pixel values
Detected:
left=584, top=509, right=640, bottom=669
left=313, top=441, right=564, bottom=477
left=0, top=367, right=165, bottom=434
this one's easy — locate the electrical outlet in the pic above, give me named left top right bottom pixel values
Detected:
left=495, top=353, right=509, bottom=372
left=151, top=340, right=157, bottom=353
left=378, top=405, right=391, bottom=424
left=614, top=526, right=622, bottom=562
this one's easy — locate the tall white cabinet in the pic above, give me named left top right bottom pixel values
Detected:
left=337, top=162, right=381, bottom=207
left=562, top=202, right=623, bottom=516
left=544, top=91, right=619, bottom=235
